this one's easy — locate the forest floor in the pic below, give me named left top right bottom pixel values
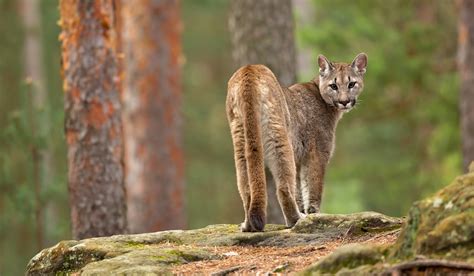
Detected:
left=173, top=229, right=400, bottom=274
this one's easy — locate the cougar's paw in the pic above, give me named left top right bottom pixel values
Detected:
left=286, top=212, right=304, bottom=228
left=240, top=221, right=253, bottom=232
left=305, top=206, right=320, bottom=214
left=248, top=208, right=266, bottom=232
left=297, top=202, right=305, bottom=214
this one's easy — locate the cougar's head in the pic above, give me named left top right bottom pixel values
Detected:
left=318, top=53, right=368, bottom=112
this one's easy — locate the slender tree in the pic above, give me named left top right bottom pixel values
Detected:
left=59, top=0, right=127, bottom=239
left=19, top=0, right=47, bottom=249
left=121, top=0, right=185, bottom=233
left=458, top=0, right=474, bottom=172
left=229, top=0, right=298, bottom=223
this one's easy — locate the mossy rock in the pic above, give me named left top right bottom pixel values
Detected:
left=302, top=170, right=474, bottom=275
left=392, top=171, right=474, bottom=261
left=27, top=241, right=218, bottom=275
left=300, top=244, right=388, bottom=275
left=26, top=211, right=403, bottom=274
left=26, top=240, right=108, bottom=275
left=78, top=248, right=217, bottom=275
left=292, top=212, right=402, bottom=236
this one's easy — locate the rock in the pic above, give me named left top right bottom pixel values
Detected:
left=292, top=211, right=402, bottom=236
left=392, top=170, right=474, bottom=261
left=302, top=171, right=474, bottom=275
left=301, top=244, right=387, bottom=275
left=26, top=212, right=401, bottom=275
left=26, top=172, right=473, bottom=274
left=78, top=248, right=216, bottom=275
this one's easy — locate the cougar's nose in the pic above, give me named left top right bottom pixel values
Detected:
left=339, top=99, right=350, bottom=106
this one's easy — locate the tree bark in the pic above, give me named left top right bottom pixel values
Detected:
left=293, top=0, right=315, bottom=79
left=59, top=0, right=127, bottom=239
left=121, top=0, right=185, bottom=233
left=229, top=0, right=297, bottom=86
left=229, top=0, right=298, bottom=224
left=458, top=0, right=474, bottom=172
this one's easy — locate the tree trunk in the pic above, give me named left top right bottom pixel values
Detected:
left=229, top=0, right=298, bottom=224
left=229, top=0, right=297, bottom=86
left=121, top=0, right=185, bottom=233
left=19, top=0, right=47, bottom=250
left=293, top=0, right=315, bottom=79
left=59, top=0, right=127, bottom=239
left=458, top=0, right=474, bottom=172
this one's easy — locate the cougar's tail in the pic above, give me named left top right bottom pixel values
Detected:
left=240, top=78, right=267, bottom=231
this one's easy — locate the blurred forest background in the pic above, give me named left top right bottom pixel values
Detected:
left=0, top=0, right=467, bottom=274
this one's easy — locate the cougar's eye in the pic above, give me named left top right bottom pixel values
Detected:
left=348, top=82, right=356, bottom=89
left=329, top=84, right=338, bottom=90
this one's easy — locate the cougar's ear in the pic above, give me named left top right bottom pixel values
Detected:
left=318, top=54, right=334, bottom=77
left=351, top=53, right=368, bottom=74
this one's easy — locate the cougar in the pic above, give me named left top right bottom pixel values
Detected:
left=226, top=53, right=368, bottom=232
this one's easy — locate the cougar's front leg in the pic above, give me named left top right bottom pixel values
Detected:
left=295, top=163, right=305, bottom=213
left=300, top=149, right=327, bottom=214
left=267, top=131, right=302, bottom=227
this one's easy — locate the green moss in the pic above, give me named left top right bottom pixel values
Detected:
left=122, top=241, right=148, bottom=248
left=391, top=204, right=420, bottom=259
left=150, top=248, right=215, bottom=264
left=419, top=211, right=474, bottom=253
left=118, top=234, right=184, bottom=249
left=301, top=244, right=386, bottom=275
left=292, top=212, right=403, bottom=237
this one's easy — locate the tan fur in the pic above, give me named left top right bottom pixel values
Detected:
left=226, top=54, right=368, bottom=232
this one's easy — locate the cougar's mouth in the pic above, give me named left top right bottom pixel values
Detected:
left=336, top=99, right=356, bottom=111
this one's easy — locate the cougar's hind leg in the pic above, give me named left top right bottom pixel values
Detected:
left=266, top=131, right=302, bottom=228
left=244, top=130, right=267, bottom=232
left=227, top=103, right=252, bottom=232
left=229, top=114, right=253, bottom=232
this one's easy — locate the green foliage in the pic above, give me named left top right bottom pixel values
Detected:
left=300, top=0, right=461, bottom=216
left=0, top=1, right=69, bottom=275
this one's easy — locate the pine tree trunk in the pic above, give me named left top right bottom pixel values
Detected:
left=229, top=0, right=298, bottom=224
left=293, top=0, right=315, bottom=79
left=229, top=0, right=297, bottom=86
left=458, top=0, right=474, bottom=172
left=19, top=0, right=47, bottom=250
left=59, top=0, right=127, bottom=239
left=121, top=0, right=185, bottom=233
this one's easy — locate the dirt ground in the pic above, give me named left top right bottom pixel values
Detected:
left=172, top=230, right=400, bottom=275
